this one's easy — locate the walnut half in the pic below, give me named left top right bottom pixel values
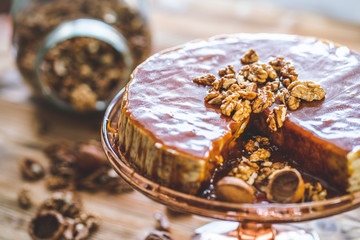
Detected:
left=240, top=49, right=259, bottom=64
left=288, top=81, right=325, bottom=101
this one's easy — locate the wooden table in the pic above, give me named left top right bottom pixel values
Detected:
left=1, top=1, right=360, bottom=239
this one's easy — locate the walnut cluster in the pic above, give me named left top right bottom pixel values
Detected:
left=193, top=49, right=326, bottom=132
left=228, top=137, right=327, bottom=202
left=29, top=191, right=99, bottom=240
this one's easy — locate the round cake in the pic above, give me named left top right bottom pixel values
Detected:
left=117, top=33, right=360, bottom=195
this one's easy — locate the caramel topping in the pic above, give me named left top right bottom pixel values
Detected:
left=125, top=33, right=360, bottom=159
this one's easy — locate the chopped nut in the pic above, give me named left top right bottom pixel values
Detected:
left=288, top=81, right=325, bottom=101
left=221, top=77, right=237, bottom=90
left=204, top=90, right=220, bottom=103
left=244, top=139, right=257, bottom=152
left=249, top=149, right=271, bottom=162
left=266, top=111, right=278, bottom=132
left=264, top=81, right=280, bottom=92
left=240, top=63, right=277, bottom=83
left=218, top=65, right=236, bottom=77
left=277, top=88, right=301, bottom=110
left=19, top=158, right=45, bottom=181
left=240, top=49, right=259, bottom=64
left=280, top=62, right=298, bottom=88
left=268, top=56, right=284, bottom=74
left=240, top=63, right=267, bottom=83
left=303, top=182, right=327, bottom=202
left=254, top=136, right=270, bottom=146
left=220, top=93, right=239, bottom=116
left=232, top=99, right=252, bottom=122
left=229, top=158, right=259, bottom=185
left=192, top=73, right=216, bottom=86
left=274, top=105, right=287, bottom=128
left=18, top=188, right=32, bottom=210
left=252, top=89, right=275, bottom=113
left=267, top=105, right=287, bottom=131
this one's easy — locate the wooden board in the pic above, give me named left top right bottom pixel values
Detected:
left=1, top=0, right=360, bottom=239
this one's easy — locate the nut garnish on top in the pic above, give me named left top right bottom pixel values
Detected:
left=192, top=49, right=326, bottom=132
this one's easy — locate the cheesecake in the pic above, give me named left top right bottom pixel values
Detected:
left=117, top=33, right=360, bottom=195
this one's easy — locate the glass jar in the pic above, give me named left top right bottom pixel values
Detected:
left=11, top=0, right=151, bottom=112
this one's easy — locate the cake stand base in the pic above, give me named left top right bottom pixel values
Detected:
left=192, top=221, right=320, bottom=240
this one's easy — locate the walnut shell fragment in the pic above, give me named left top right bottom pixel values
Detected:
left=266, top=169, right=305, bottom=203
left=216, top=176, right=256, bottom=203
left=29, top=210, right=65, bottom=240
left=20, top=158, right=45, bottom=181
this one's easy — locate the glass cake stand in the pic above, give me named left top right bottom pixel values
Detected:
left=101, top=90, right=360, bottom=240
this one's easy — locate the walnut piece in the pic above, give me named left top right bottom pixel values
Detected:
left=232, top=99, right=252, bottom=122
left=219, top=65, right=236, bottom=78
left=303, top=182, right=327, bottom=202
left=274, top=105, right=287, bottom=128
left=249, top=148, right=271, bottom=162
left=20, top=158, right=45, bottom=181
left=240, top=63, right=267, bottom=83
left=18, top=188, right=32, bottom=210
left=268, top=56, right=284, bottom=74
left=240, top=49, right=259, bottom=64
left=254, top=136, right=270, bottom=146
left=280, top=62, right=298, bottom=88
left=288, top=81, right=325, bottom=101
left=252, top=89, right=275, bottom=113
left=192, top=73, right=216, bottom=86
left=264, top=81, right=280, bottom=92
left=244, top=139, right=258, bottom=152
left=229, top=159, right=259, bottom=185
left=267, top=105, right=287, bottom=131
left=266, top=111, right=277, bottom=132
left=277, top=88, right=301, bottom=110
